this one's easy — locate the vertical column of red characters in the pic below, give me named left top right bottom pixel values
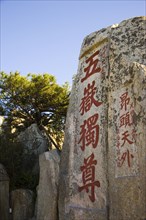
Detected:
left=78, top=49, right=103, bottom=202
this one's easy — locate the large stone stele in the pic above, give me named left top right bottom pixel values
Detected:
left=36, top=150, right=60, bottom=220
left=11, top=189, right=34, bottom=220
left=58, top=16, right=146, bottom=220
left=0, top=164, right=9, bottom=220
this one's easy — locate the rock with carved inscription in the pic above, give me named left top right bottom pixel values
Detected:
left=58, top=16, right=146, bottom=220
left=59, top=19, right=110, bottom=220
left=108, top=17, right=146, bottom=220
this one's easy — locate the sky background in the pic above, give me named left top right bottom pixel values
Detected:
left=0, top=0, right=145, bottom=86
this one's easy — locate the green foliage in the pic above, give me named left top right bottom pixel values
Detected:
left=0, top=71, right=70, bottom=191
left=0, top=71, right=70, bottom=148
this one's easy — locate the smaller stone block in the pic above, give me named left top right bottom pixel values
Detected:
left=36, top=150, right=60, bottom=220
left=11, top=189, right=34, bottom=220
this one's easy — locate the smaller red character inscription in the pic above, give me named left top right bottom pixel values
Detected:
left=121, top=130, right=134, bottom=147
left=116, top=90, right=138, bottom=174
left=81, top=50, right=101, bottom=82
left=78, top=113, right=99, bottom=151
left=80, top=80, right=102, bottom=115
left=119, top=111, right=133, bottom=127
left=117, top=149, right=134, bottom=167
left=120, top=92, right=130, bottom=111
left=78, top=153, right=100, bottom=202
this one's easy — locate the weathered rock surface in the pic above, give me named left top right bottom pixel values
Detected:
left=0, top=164, right=9, bottom=220
left=11, top=189, right=34, bottom=220
left=36, top=150, right=60, bottom=220
left=17, top=123, right=49, bottom=174
left=108, top=17, right=146, bottom=220
left=59, top=16, right=146, bottom=220
left=59, top=29, right=110, bottom=220
left=17, top=123, right=48, bottom=155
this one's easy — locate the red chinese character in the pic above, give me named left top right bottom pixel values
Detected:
left=81, top=50, right=101, bottom=82
left=78, top=113, right=99, bottom=151
left=78, top=153, right=100, bottom=202
left=117, top=149, right=134, bottom=167
left=121, top=130, right=133, bottom=147
left=120, top=92, right=130, bottom=111
left=80, top=80, right=102, bottom=115
left=120, top=112, right=133, bottom=127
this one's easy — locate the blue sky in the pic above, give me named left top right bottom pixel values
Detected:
left=0, top=0, right=145, bottom=86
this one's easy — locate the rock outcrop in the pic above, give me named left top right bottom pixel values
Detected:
left=17, top=123, right=48, bottom=155
left=58, top=16, right=146, bottom=220
left=17, top=123, right=49, bottom=174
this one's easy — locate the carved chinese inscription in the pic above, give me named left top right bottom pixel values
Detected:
left=78, top=42, right=108, bottom=202
left=78, top=153, right=100, bottom=202
left=79, top=81, right=102, bottom=115
left=81, top=50, right=101, bottom=82
left=115, top=90, right=139, bottom=177
left=78, top=113, right=99, bottom=151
